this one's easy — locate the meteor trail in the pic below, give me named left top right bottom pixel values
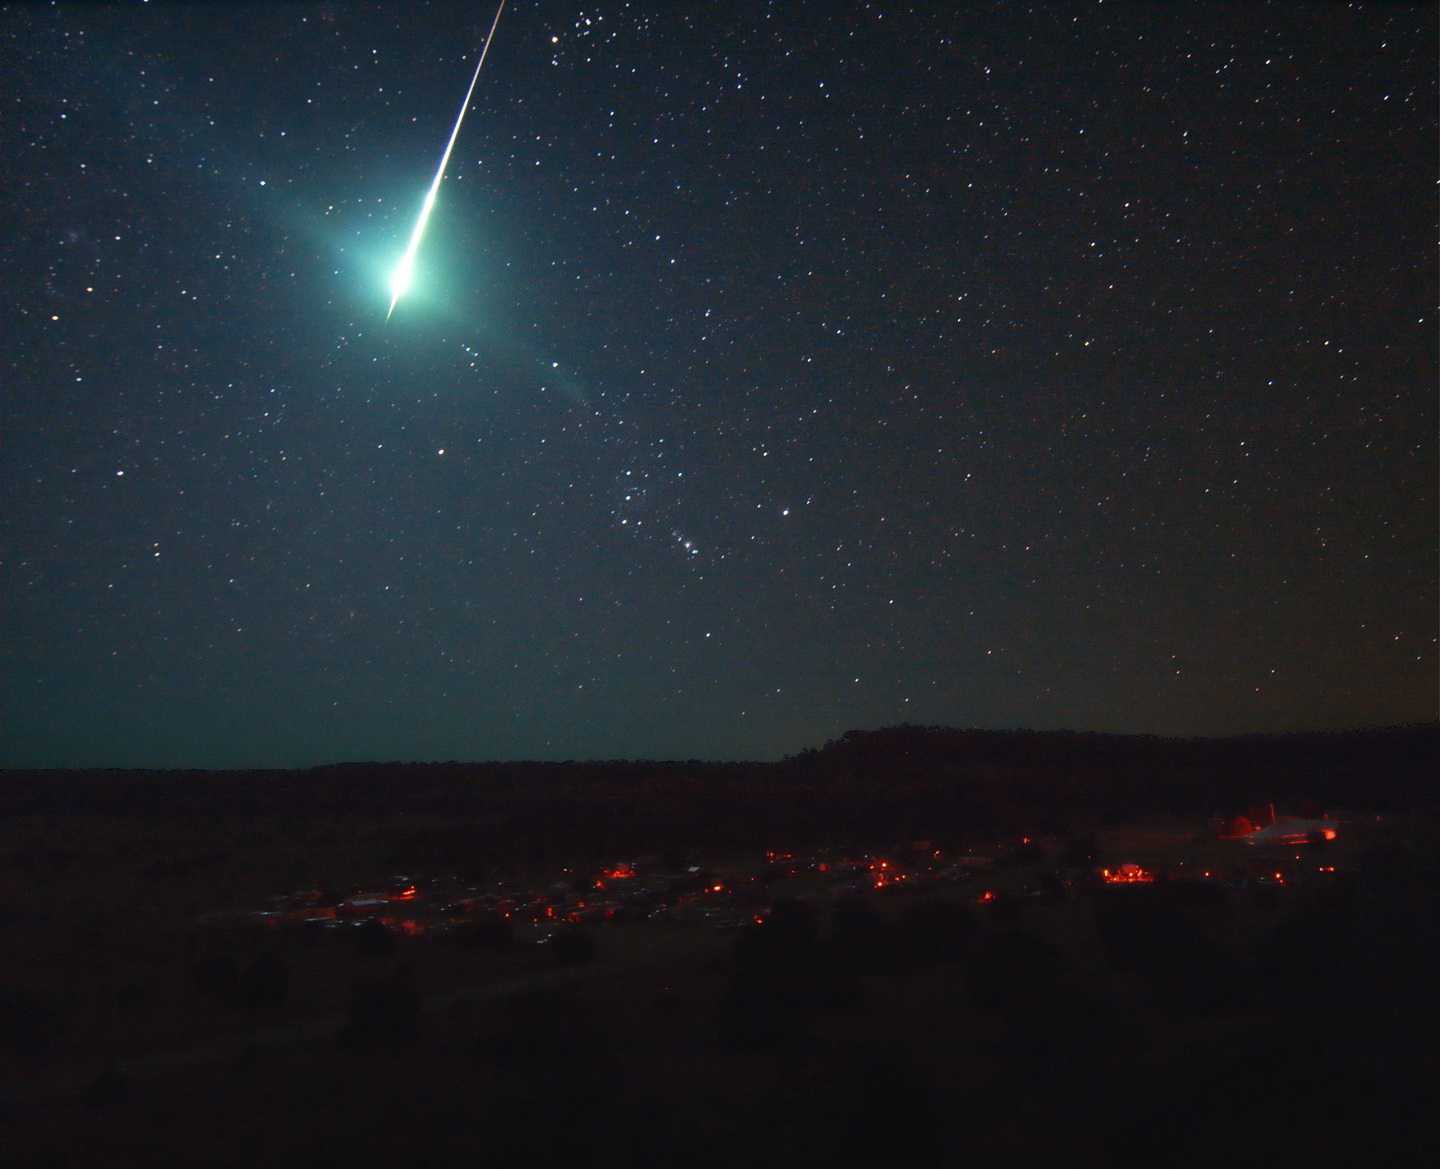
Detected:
left=387, top=0, right=507, bottom=319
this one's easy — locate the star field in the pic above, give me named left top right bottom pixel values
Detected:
left=3, top=2, right=1435, bottom=768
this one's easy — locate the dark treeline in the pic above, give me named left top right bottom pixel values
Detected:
left=1, top=725, right=1434, bottom=856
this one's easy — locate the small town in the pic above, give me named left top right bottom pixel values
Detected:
left=197, top=807, right=1352, bottom=952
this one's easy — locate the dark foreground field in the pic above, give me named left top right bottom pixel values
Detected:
left=2, top=726, right=1437, bottom=1167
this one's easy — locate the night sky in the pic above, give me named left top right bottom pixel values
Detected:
left=4, top=2, right=1435, bottom=769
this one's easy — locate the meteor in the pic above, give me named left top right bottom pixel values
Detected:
left=387, top=0, right=507, bottom=319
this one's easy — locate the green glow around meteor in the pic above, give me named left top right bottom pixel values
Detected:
left=387, top=0, right=506, bottom=319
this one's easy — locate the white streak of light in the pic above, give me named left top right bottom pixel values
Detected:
left=387, top=0, right=507, bottom=319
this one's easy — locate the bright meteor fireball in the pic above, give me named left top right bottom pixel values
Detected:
left=387, top=0, right=507, bottom=320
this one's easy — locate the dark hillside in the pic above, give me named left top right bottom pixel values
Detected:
left=2, top=725, right=1433, bottom=855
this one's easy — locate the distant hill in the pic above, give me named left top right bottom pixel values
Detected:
left=1, top=725, right=1434, bottom=853
left=783, top=723, right=1438, bottom=822
left=792, top=722, right=1438, bottom=787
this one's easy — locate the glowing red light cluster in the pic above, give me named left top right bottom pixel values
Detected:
left=1101, top=865, right=1154, bottom=884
